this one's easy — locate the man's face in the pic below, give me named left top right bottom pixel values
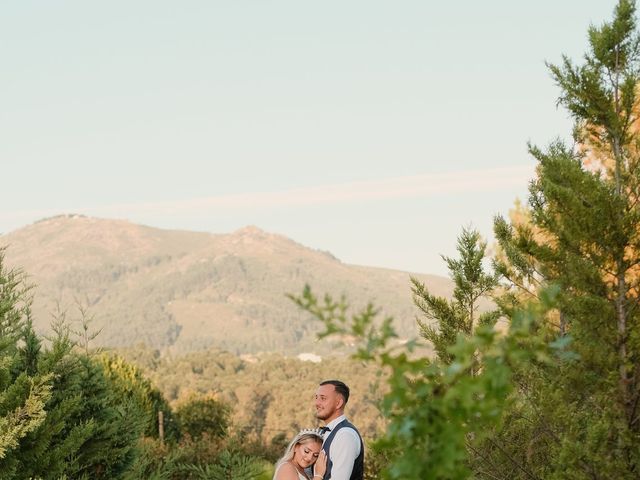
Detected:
left=315, top=383, right=342, bottom=421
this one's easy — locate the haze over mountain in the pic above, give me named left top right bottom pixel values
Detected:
left=1, top=214, right=451, bottom=355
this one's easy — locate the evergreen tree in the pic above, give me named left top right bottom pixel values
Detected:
left=0, top=250, right=52, bottom=476
left=412, top=227, right=498, bottom=364
left=0, top=248, right=149, bottom=479
left=5, top=322, right=93, bottom=479
left=485, top=1, right=640, bottom=477
left=4, top=314, right=148, bottom=479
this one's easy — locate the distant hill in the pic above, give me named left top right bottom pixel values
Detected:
left=1, top=214, right=452, bottom=355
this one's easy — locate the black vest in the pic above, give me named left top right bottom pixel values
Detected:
left=322, top=419, right=364, bottom=480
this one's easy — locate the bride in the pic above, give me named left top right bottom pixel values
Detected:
left=273, top=429, right=327, bottom=480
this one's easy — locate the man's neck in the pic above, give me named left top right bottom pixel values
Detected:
left=324, top=412, right=345, bottom=426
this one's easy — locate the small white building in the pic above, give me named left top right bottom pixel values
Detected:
left=297, top=352, right=322, bottom=363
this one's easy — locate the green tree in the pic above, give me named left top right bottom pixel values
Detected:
left=485, top=1, right=640, bottom=477
left=0, top=248, right=149, bottom=479
left=0, top=252, right=54, bottom=477
left=175, top=394, right=230, bottom=441
left=5, top=323, right=147, bottom=479
left=412, top=227, right=498, bottom=364
left=99, top=353, right=179, bottom=441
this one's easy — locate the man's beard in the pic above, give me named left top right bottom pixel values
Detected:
left=316, top=411, right=329, bottom=420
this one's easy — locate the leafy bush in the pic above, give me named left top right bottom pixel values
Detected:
left=175, top=394, right=230, bottom=440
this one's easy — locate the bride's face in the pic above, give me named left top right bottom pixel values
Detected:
left=293, top=439, right=322, bottom=469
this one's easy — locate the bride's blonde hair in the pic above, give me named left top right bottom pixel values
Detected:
left=274, top=429, right=324, bottom=473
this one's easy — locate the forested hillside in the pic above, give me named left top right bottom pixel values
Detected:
left=1, top=215, right=450, bottom=355
left=116, top=345, right=386, bottom=443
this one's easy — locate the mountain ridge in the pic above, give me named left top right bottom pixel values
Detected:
left=1, top=214, right=451, bottom=355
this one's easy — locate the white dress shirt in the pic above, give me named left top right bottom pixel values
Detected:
left=322, top=415, right=361, bottom=480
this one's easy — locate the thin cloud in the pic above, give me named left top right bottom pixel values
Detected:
left=96, top=165, right=534, bottom=213
left=1, top=165, right=534, bottom=229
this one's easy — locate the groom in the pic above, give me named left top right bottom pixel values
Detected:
left=314, top=380, right=364, bottom=480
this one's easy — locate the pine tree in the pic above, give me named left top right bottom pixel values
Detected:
left=4, top=321, right=95, bottom=479
left=0, top=250, right=52, bottom=477
left=486, top=1, right=640, bottom=477
left=0, top=248, right=149, bottom=479
left=412, top=227, right=498, bottom=364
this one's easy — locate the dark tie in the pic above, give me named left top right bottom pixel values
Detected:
left=320, top=426, right=331, bottom=434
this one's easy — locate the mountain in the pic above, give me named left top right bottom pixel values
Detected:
left=1, top=214, right=452, bottom=355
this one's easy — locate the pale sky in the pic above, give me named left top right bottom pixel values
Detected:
left=1, top=1, right=616, bottom=276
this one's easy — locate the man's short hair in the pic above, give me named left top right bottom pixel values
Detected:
left=320, top=379, right=350, bottom=405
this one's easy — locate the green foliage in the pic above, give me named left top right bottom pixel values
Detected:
left=1, top=235, right=275, bottom=480
left=7, top=331, right=147, bottom=479
left=0, top=252, right=55, bottom=477
left=290, top=7, right=640, bottom=471
left=292, top=284, right=561, bottom=479
left=293, top=285, right=560, bottom=479
left=124, top=436, right=271, bottom=480
left=178, top=450, right=264, bottom=480
left=118, top=345, right=385, bottom=445
left=0, top=374, right=51, bottom=461
left=362, top=442, right=394, bottom=480
left=175, top=394, right=230, bottom=440
left=412, top=227, right=498, bottom=364
left=99, top=353, right=179, bottom=441
left=548, top=0, right=640, bottom=145
left=0, top=257, right=30, bottom=349
left=486, top=1, right=640, bottom=477
left=0, top=247, right=152, bottom=479
left=122, top=439, right=183, bottom=480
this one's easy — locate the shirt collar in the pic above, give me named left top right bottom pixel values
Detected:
left=325, top=414, right=347, bottom=431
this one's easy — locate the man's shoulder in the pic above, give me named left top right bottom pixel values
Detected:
left=340, top=419, right=361, bottom=431
left=334, top=424, right=362, bottom=442
left=338, top=419, right=361, bottom=433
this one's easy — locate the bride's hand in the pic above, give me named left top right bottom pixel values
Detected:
left=313, top=450, right=327, bottom=478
